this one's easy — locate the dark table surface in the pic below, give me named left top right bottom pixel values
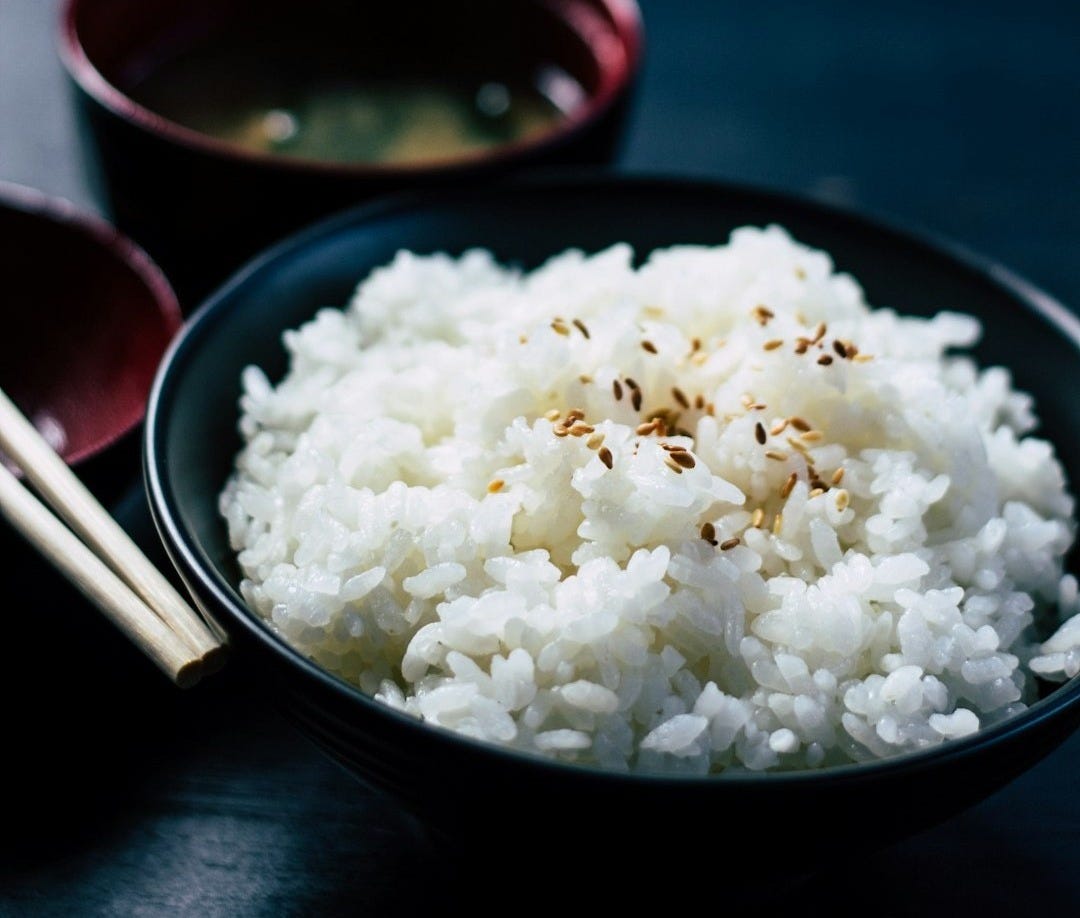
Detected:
left=2, top=0, right=1079, bottom=914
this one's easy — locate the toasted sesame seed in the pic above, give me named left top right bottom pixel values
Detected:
left=817, top=354, right=834, bottom=366
left=572, top=318, right=591, bottom=339
left=587, top=432, right=605, bottom=450
left=852, top=353, right=874, bottom=363
left=755, top=422, right=767, bottom=445
left=795, top=266, right=807, bottom=279
left=631, top=390, right=643, bottom=411
left=700, top=522, right=716, bottom=542
left=553, top=425, right=569, bottom=437
left=612, top=379, right=624, bottom=400
left=578, top=374, right=593, bottom=384
left=770, top=419, right=789, bottom=436
left=671, top=451, right=696, bottom=469
left=809, top=487, right=825, bottom=498
left=570, top=422, right=595, bottom=436
left=843, top=341, right=859, bottom=358
left=789, top=416, right=811, bottom=432
left=750, top=402, right=767, bottom=411
left=780, top=472, right=798, bottom=499
left=763, top=339, right=784, bottom=351
left=765, top=449, right=787, bottom=461
left=551, top=319, right=570, bottom=336
left=833, top=339, right=848, bottom=358
left=752, top=305, right=775, bottom=325
left=672, top=387, right=690, bottom=409
left=741, top=394, right=754, bottom=408
left=691, top=351, right=709, bottom=366
left=567, top=408, right=586, bottom=422
left=831, top=467, right=845, bottom=485
left=786, top=436, right=811, bottom=456
left=625, top=377, right=639, bottom=390
left=488, top=479, right=505, bottom=493
left=636, top=421, right=658, bottom=435
left=662, top=443, right=686, bottom=452
left=690, top=336, right=702, bottom=353
left=794, top=339, right=810, bottom=355
left=519, top=334, right=528, bottom=344
left=812, top=322, right=826, bottom=343
left=720, top=537, right=740, bottom=551
left=751, top=507, right=765, bottom=528
left=800, top=430, right=824, bottom=442
left=694, top=394, right=705, bottom=410
left=599, top=446, right=614, bottom=469
left=772, top=512, right=784, bottom=534
left=544, top=408, right=561, bottom=421
left=655, top=419, right=669, bottom=437
left=642, top=340, right=658, bottom=354
left=706, top=402, right=715, bottom=416
left=664, top=456, right=683, bottom=474
left=835, top=489, right=850, bottom=511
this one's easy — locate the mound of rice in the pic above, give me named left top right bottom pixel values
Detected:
left=221, top=227, right=1080, bottom=773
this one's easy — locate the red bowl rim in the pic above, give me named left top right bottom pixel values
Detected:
left=58, top=0, right=644, bottom=177
left=0, top=180, right=183, bottom=466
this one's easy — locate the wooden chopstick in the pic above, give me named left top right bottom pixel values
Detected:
left=0, top=387, right=225, bottom=684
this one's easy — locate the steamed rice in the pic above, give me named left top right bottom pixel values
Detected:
left=221, top=227, right=1080, bottom=773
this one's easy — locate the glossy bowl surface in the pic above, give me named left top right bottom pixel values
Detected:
left=0, top=181, right=181, bottom=472
left=60, top=0, right=643, bottom=303
left=146, top=176, right=1080, bottom=865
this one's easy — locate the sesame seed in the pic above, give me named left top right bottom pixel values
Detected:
left=794, top=339, right=810, bottom=355
left=578, top=374, right=593, bottom=384
left=662, top=443, right=686, bottom=452
left=700, top=522, right=716, bottom=542
left=789, top=416, right=811, bottom=432
left=567, top=408, right=586, bottom=422
left=765, top=449, right=787, bottom=461
left=751, top=507, right=765, bottom=528
left=853, top=353, right=874, bottom=363
left=599, top=447, right=614, bottom=469
left=835, top=489, right=850, bottom=511
left=544, top=408, right=561, bottom=421
left=690, top=336, right=702, bottom=353
left=750, top=402, right=767, bottom=411
left=763, top=339, right=783, bottom=351
left=694, top=394, right=705, bottom=410
left=519, top=334, right=528, bottom=344
left=800, top=430, right=824, bottom=442
left=720, top=537, right=740, bottom=551
left=631, top=390, right=643, bottom=411
left=752, top=305, right=775, bottom=325
left=691, top=352, right=709, bottom=366
left=817, top=354, right=834, bottom=366
left=795, top=266, right=807, bottom=279
left=780, top=472, right=798, bottom=499
left=642, top=340, right=658, bottom=354
left=844, top=341, right=859, bottom=358
left=554, top=425, right=569, bottom=437
left=786, top=436, right=811, bottom=456
left=670, top=451, right=696, bottom=469
left=812, top=322, right=826, bottom=343
left=551, top=319, right=570, bottom=336
left=625, top=377, right=639, bottom=390
left=664, top=456, right=683, bottom=474
left=572, top=318, right=591, bottom=339
left=770, top=419, right=789, bottom=436
left=809, top=487, right=825, bottom=498
left=741, top=394, right=754, bottom=408
left=488, top=479, right=505, bottom=493
left=587, top=432, right=605, bottom=450
left=706, top=402, right=715, bottom=416
left=833, top=339, right=848, bottom=358
left=755, top=422, right=767, bottom=445
left=672, top=387, right=690, bottom=409
left=569, top=422, right=595, bottom=436
left=612, top=379, right=624, bottom=400
left=831, top=467, right=845, bottom=485
left=772, top=512, right=784, bottom=534
left=636, top=421, right=658, bottom=435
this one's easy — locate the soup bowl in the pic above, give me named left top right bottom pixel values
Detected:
left=60, top=0, right=643, bottom=304
left=144, top=176, right=1080, bottom=871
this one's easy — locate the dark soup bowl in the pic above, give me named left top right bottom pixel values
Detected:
left=60, top=0, right=643, bottom=304
left=145, top=176, right=1080, bottom=874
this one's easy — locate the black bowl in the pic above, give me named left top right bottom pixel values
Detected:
left=61, top=0, right=643, bottom=305
left=145, top=176, right=1080, bottom=869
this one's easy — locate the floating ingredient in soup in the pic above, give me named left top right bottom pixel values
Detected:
left=131, top=48, right=572, bottom=165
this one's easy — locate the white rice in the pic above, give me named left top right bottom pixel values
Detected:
left=220, top=226, right=1080, bottom=773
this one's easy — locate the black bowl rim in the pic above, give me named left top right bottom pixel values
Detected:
left=146, top=172, right=1080, bottom=787
left=58, top=0, right=644, bottom=177
left=0, top=179, right=183, bottom=466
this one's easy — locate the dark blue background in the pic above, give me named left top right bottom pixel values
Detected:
left=1, top=0, right=1078, bottom=913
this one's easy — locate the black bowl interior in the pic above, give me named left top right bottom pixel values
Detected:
left=148, top=176, right=1080, bottom=857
